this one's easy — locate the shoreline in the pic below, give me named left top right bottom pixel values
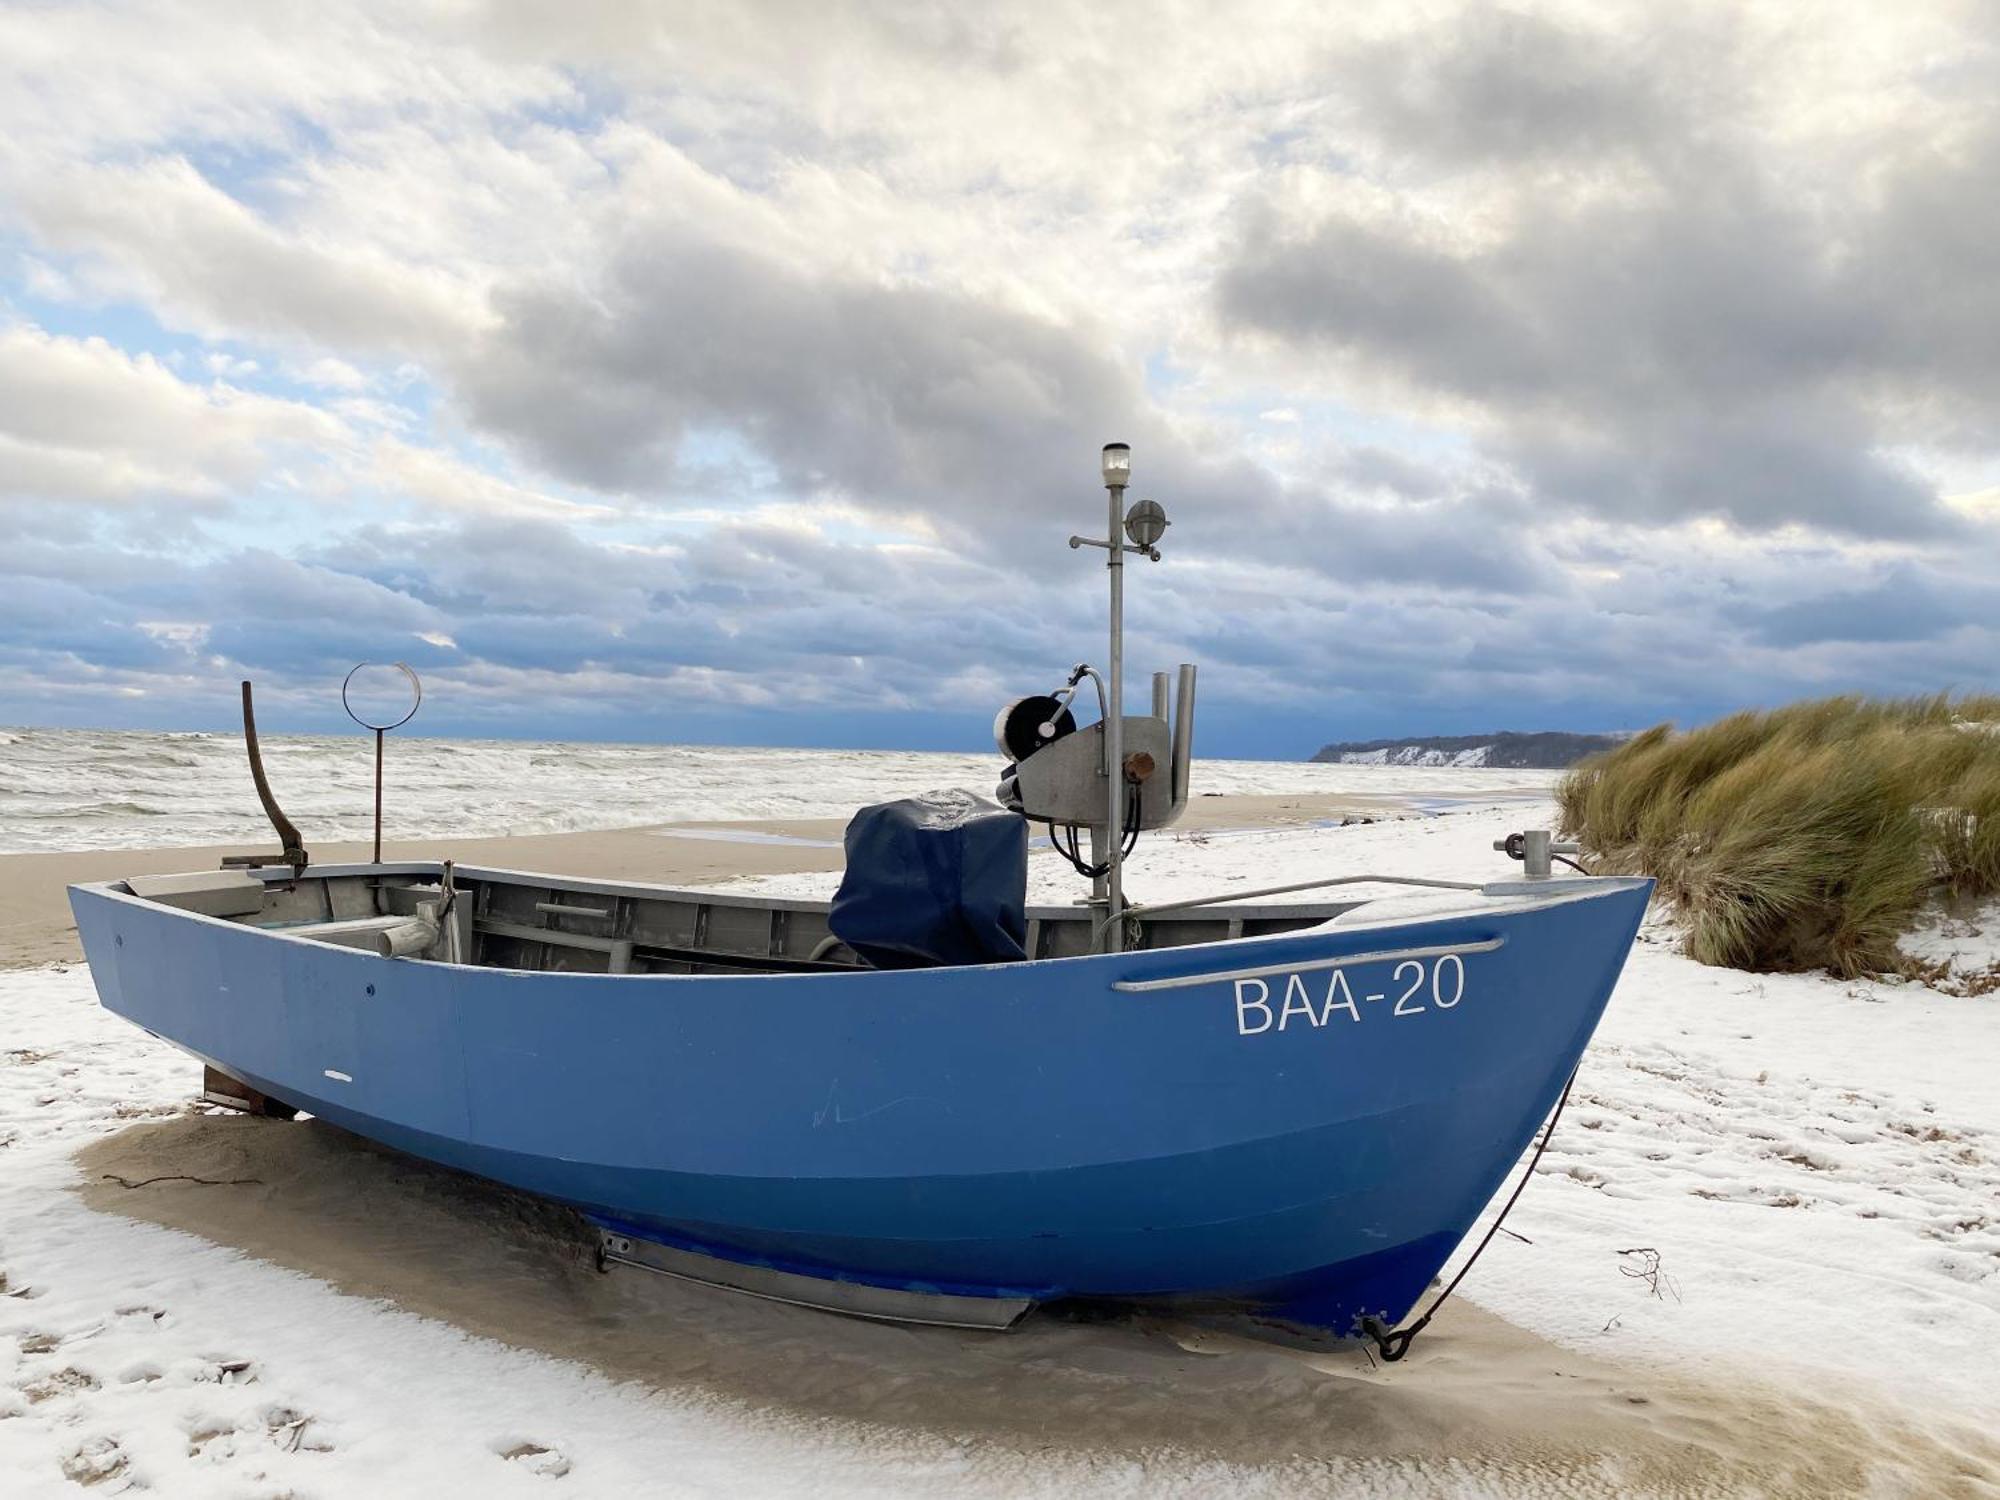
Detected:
left=0, top=788, right=1452, bottom=970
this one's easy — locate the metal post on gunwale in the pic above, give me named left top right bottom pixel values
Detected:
left=342, top=662, right=423, bottom=866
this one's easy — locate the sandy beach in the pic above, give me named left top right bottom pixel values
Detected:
left=58, top=1110, right=1994, bottom=1497
left=4, top=796, right=1997, bottom=1496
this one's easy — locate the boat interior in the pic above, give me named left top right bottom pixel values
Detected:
left=120, top=864, right=1362, bottom=975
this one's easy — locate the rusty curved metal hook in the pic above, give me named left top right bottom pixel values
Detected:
left=221, top=680, right=308, bottom=880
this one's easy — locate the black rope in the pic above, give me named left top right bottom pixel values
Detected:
left=1359, top=1067, right=1579, bottom=1362
left=1047, top=780, right=1143, bottom=879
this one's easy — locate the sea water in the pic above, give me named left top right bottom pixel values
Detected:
left=0, top=727, right=1555, bottom=854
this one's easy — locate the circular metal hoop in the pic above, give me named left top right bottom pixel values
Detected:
left=341, top=661, right=423, bottom=731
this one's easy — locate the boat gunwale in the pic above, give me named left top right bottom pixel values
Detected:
left=68, top=864, right=1653, bottom=985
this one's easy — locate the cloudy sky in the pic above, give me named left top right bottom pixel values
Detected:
left=3, top=1, right=1997, bottom=756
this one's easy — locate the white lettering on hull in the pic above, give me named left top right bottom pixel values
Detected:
left=1232, top=959, right=1474, bottom=1036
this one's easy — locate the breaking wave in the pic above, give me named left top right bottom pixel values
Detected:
left=0, top=726, right=1556, bottom=854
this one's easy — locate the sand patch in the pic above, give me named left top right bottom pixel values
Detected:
left=77, top=1114, right=2000, bottom=1498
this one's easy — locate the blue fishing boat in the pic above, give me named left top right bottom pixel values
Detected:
left=67, top=444, right=1651, bottom=1347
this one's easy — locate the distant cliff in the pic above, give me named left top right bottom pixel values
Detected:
left=1309, top=731, right=1626, bottom=769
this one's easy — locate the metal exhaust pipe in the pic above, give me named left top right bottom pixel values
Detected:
left=1171, top=663, right=1197, bottom=811
left=372, top=917, right=441, bottom=959
left=1151, top=671, right=1169, bottom=720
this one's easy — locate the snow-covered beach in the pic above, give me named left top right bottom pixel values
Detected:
left=2, top=774, right=1996, bottom=1497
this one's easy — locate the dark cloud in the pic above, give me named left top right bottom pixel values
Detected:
left=3, top=503, right=1995, bottom=751
left=449, top=214, right=1575, bottom=610
left=458, top=227, right=1143, bottom=519
left=1735, top=571, right=1974, bottom=649
left=1327, top=7, right=1684, bottom=169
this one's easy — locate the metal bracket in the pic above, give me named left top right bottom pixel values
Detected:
left=1069, top=534, right=1161, bottom=562
left=1493, top=830, right=1581, bottom=880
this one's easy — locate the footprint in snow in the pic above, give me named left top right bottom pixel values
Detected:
left=23, top=1366, right=100, bottom=1404
left=60, top=1434, right=129, bottom=1488
left=263, top=1403, right=334, bottom=1453
left=186, top=1404, right=332, bottom=1461
left=195, top=1355, right=259, bottom=1385
left=499, top=1440, right=573, bottom=1478
left=186, top=1421, right=236, bottom=1461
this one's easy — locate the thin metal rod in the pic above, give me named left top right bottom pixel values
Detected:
left=1064, top=665, right=1109, bottom=759
left=1111, top=936, right=1506, bottom=994
left=373, top=727, right=385, bottom=865
left=1092, top=872, right=1483, bottom=948
left=1106, top=479, right=1125, bottom=954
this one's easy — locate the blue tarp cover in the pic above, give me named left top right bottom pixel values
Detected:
left=829, top=789, right=1028, bottom=968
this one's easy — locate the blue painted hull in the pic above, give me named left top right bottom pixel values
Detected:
left=69, top=871, right=1650, bottom=1336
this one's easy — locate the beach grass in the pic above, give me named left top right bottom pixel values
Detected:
left=1557, top=695, right=2000, bottom=975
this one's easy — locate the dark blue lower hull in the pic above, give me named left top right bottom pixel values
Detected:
left=70, top=869, right=1650, bottom=1337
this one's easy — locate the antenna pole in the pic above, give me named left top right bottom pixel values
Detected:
left=342, top=661, right=422, bottom=869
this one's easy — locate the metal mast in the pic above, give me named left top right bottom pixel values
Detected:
left=1050, top=444, right=1177, bottom=952
left=1067, top=442, right=1169, bottom=953
left=1103, top=446, right=1129, bottom=951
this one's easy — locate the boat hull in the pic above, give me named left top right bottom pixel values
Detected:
left=69, top=870, right=1650, bottom=1336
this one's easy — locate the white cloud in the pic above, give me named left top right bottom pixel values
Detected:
left=292, top=356, right=371, bottom=391
left=364, top=437, right=618, bottom=522
left=0, top=324, right=347, bottom=504
left=15, top=156, right=488, bottom=356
